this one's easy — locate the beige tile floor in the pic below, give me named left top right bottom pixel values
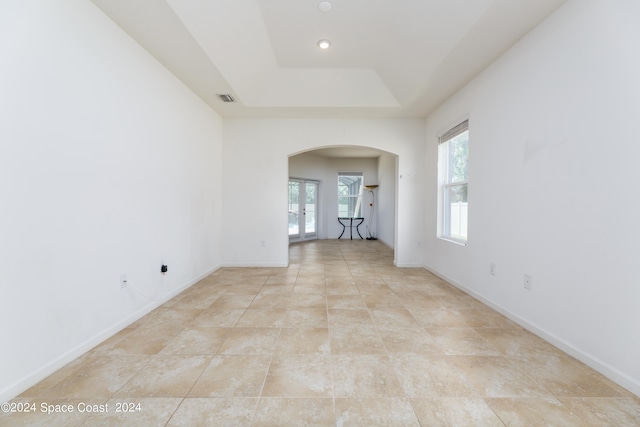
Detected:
left=3, top=240, right=639, bottom=426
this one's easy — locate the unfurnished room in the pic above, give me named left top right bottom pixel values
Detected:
left=1, top=0, right=639, bottom=425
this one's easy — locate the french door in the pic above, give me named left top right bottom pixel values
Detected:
left=288, top=179, right=319, bottom=242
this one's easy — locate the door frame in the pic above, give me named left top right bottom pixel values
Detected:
left=289, top=178, right=320, bottom=243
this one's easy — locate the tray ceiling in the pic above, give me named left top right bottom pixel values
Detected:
left=90, top=0, right=567, bottom=118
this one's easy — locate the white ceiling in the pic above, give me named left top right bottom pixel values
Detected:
left=90, top=0, right=567, bottom=119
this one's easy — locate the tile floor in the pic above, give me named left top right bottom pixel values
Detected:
left=3, top=240, right=639, bottom=426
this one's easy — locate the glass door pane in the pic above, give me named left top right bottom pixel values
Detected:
left=288, top=180, right=300, bottom=237
left=305, top=182, right=317, bottom=234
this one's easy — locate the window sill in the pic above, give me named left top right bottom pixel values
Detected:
left=438, top=236, right=467, bottom=247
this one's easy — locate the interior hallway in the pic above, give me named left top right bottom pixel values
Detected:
left=3, top=240, right=639, bottom=426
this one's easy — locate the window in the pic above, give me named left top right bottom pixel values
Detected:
left=338, top=172, right=363, bottom=217
left=438, top=120, right=469, bottom=243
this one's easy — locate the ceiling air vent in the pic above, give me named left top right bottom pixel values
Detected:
left=218, top=94, right=235, bottom=103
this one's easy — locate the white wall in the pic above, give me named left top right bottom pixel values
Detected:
left=377, top=153, right=397, bottom=248
left=424, top=0, right=640, bottom=395
left=289, top=153, right=380, bottom=240
left=223, top=119, right=425, bottom=267
left=0, top=0, right=223, bottom=401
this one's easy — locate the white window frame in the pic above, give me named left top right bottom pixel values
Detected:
left=438, top=119, right=469, bottom=245
left=338, top=172, right=364, bottom=218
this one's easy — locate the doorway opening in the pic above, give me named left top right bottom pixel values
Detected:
left=287, top=145, right=398, bottom=265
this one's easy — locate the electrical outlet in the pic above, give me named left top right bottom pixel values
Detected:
left=524, top=274, right=533, bottom=290
left=120, top=274, right=127, bottom=288
left=490, top=263, right=496, bottom=276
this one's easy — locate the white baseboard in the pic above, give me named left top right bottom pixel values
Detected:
left=222, top=262, right=288, bottom=268
left=394, top=262, right=424, bottom=268
left=0, top=264, right=221, bottom=402
left=424, top=266, right=640, bottom=398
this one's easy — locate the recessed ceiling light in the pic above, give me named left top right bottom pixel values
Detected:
left=317, top=39, right=331, bottom=49
left=318, top=1, right=332, bottom=12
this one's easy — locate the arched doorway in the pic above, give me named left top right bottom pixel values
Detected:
left=288, top=145, right=398, bottom=250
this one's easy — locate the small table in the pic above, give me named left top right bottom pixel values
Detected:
left=338, top=217, right=364, bottom=240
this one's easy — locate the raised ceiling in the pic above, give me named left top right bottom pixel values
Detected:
left=90, top=0, right=567, bottom=119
